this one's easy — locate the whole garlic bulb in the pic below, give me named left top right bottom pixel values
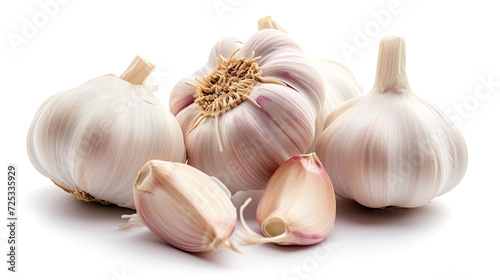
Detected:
left=317, top=37, right=468, bottom=208
left=170, top=29, right=325, bottom=193
left=235, top=153, right=336, bottom=246
left=132, top=160, right=238, bottom=253
left=257, top=16, right=363, bottom=152
left=27, top=57, right=186, bottom=208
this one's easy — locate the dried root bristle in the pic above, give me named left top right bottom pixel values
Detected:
left=186, top=49, right=284, bottom=152
left=51, top=179, right=111, bottom=205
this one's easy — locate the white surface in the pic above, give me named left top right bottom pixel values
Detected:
left=1, top=0, right=499, bottom=279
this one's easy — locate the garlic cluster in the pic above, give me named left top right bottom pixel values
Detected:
left=257, top=16, right=363, bottom=152
left=131, top=160, right=238, bottom=252
left=235, top=153, right=336, bottom=246
left=170, top=29, right=325, bottom=193
left=317, top=37, right=468, bottom=208
left=27, top=57, right=186, bottom=208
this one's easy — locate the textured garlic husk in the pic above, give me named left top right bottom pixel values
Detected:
left=169, top=29, right=325, bottom=193
left=317, top=37, right=468, bottom=208
left=133, top=160, right=238, bottom=253
left=234, top=153, right=336, bottom=246
left=257, top=16, right=363, bottom=152
left=27, top=57, right=186, bottom=208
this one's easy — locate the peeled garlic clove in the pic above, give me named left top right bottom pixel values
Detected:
left=133, top=160, right=238, bottom=253
left=170, top=29, right=325, bottom=193
left=235, top=153, right=336, bottom=246
left=317, top=37, right=468, bottom=208
left=27, top=56, right=186, bottom=208
left=257, top=16, right=363, bottom=152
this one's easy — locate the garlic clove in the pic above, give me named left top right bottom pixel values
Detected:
left=234, top=153, right=336, bottom=246
left=317, top=37, right=468, bottom=208
left=133, top=160, right=239, bottom=253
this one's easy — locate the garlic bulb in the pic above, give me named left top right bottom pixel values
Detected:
left=257, top=16, right=363, bottom=152
left=27, top=56, right=186, bottom=208
left=169, top=29, right=325, bottom=193
left=235, top=153, right=336, bottom=246
left=317, top=37, right=468, bottom=208
left=132, top=160, right=238, bottom=252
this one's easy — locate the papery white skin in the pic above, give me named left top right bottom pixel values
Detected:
left=133, top=160, right=238, bottom=253
left=170, top=29, right=325, bottom=193
left=27, top=75, right=186, bottom=208
left=234, top=153, right=336, bottom=246
left=308, top=58, right=363, bottom=152
left=317, top=37, right=468, bottom=208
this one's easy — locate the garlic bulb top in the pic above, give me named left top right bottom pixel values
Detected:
left=257, top=16, right=363, bottom=152
left=27, top=57, right=186, bottom=208
left=133, top=160, right=238, bottom=253
left=317, top=37, right=468, bottom=208
left=170, top=29, right=325, bottom=193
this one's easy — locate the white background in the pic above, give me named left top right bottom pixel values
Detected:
left=1, top=0, right=499, bottom=279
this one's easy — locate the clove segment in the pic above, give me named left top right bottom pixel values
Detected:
left=235, top=153, right=336, bottom=246
left=133, top=160, right=239, bottom=253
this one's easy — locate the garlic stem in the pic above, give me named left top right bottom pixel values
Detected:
left=119, top=56, right=155, bottom=85
left=374, top=37, right=410, bottom=93
left=258, top=16, right=287, bottom=33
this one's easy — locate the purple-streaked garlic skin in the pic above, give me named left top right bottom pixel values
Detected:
left=134, top=160, right=238, bottom=253
left=170, top=30, right=325, bottom=194
left=234, top=153, right=336, bottom=247
left=256, top=154, right=336, bottom=245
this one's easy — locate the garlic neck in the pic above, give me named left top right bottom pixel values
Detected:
left=258, top=16, right=287, bottom=33
left=119, top=56, right=155, bottom=85
left=374, top=37, right=410, bottom=93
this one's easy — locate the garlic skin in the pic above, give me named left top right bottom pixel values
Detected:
left=317, top=37, right=468, bottom=208
left=235, top=153, right=336, bottom=246
left=133, top=160, right=238, bottom=253
left=27, top=57, right=186, bottom=208
left=170, top=29, right=325, bottom=193
left=256, top=16, right=363, bottom=152
left=308, top=58, right=363, bottom=152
